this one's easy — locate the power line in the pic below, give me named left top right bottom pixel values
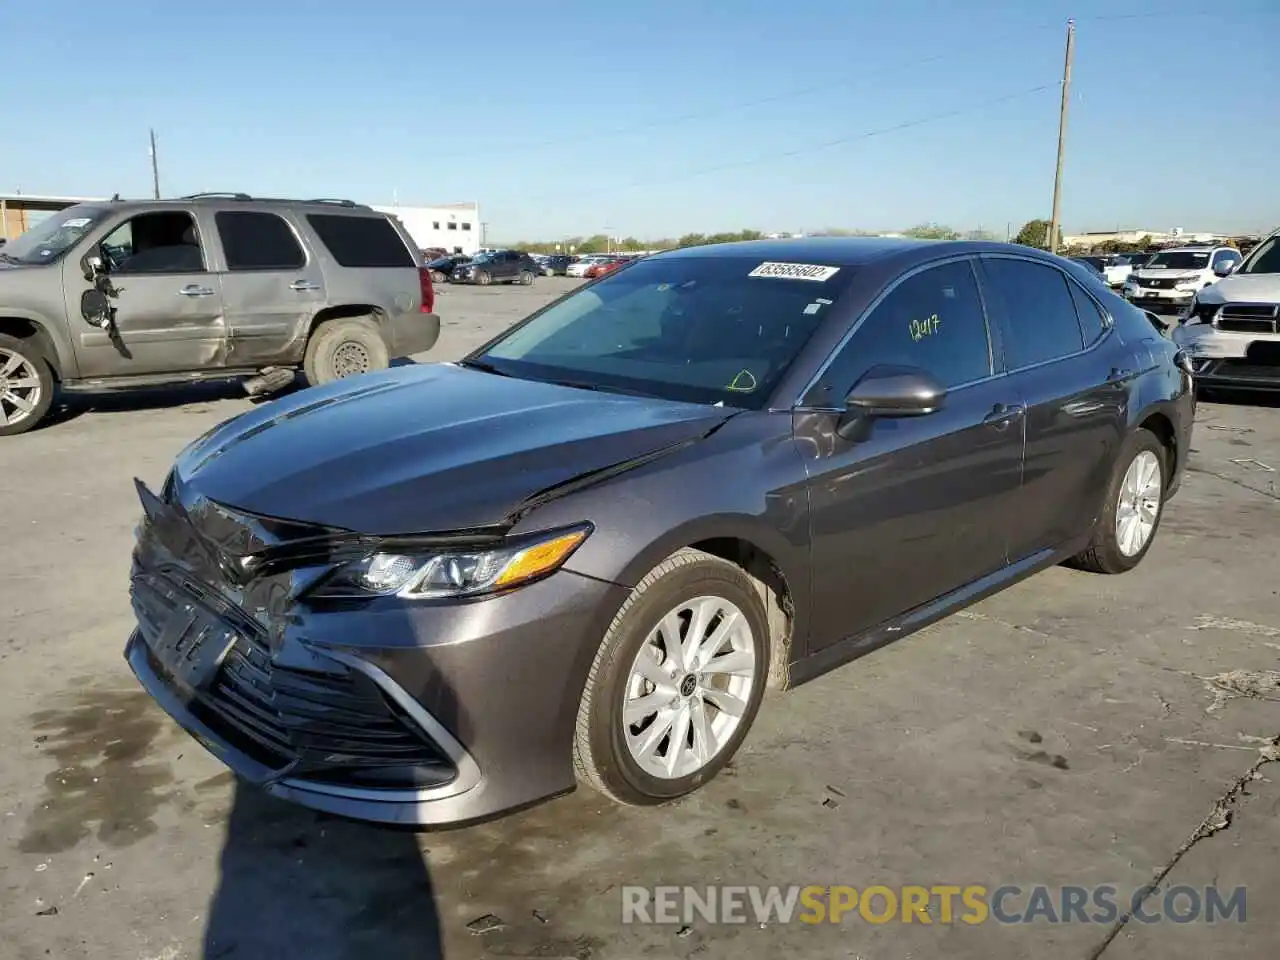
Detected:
left=521, top=82, right=1059, bottom=203
left=424, top=8, right=1257, bottom=163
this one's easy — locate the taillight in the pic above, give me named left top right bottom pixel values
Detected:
left=418, top=267, right=435, bottom=314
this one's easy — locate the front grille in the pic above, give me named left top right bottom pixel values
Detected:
left=1217, top=303, right=1279, bottom=335
left=1137, top=276, right=1179, bottom=289
left=133, top=570, right=455, bottom=786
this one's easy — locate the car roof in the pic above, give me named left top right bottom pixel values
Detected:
left=99, top=194, right=377, bottom=212
left=1155, top=245, right=1232, bottom=254
left=646, top=236, right=1068, bottom=269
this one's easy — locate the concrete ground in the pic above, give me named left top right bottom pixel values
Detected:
left=1, top=277, right=1277, bottom=960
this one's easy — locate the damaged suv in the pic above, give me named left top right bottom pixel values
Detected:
left=126, top=238, right=1193, bottom=825
left=0, top=194, right=439, bottom=435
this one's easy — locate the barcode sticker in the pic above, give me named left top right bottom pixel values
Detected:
left=748, top=261, right=840, bottom=282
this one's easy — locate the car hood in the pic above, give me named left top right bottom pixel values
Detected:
left=1196, top=273, right=1280, bottom=305
left=171, top=362, right=733, bottom=535
left=1132, top=269, right=1204, bottom=281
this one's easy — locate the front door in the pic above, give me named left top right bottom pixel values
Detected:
left=977, top=255, right=1130, bottom=558
left=64, top=209, right=226, bottom=378
left=796, top=258, right=1025, bottom=651
left=212, top=210, right=323, bottom=367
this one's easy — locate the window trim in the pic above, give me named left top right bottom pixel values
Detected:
left=791, top=254, right=999, bottom=411
left=976, top=252, right=1116, bottom=376
left=102, top=209, right=209, bottom=276
left=214, top=210, right=308, bottom=273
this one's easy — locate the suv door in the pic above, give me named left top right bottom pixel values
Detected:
left=492, top=251, right=520, bottom=281
left=795, top=257, right=1025, bottom=651
left=976, top=255, right=1129, bottom=559
left=211, top=210, right=324, bottom=367
left=62, top=208, right=226, bottom=378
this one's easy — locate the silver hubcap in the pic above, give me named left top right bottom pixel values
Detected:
left=0, top=348, right=42, bottom=426
left=622, top=595, right=756, bottom=780
left=331, top=342, right=370, bottom=378
left=1116, top=450, right=1162, bottom=557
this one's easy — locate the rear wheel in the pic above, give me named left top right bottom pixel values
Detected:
left=303, top=317, right=390, bottom=387
left=518, top=270, right=535, bottom=285
left=0, top=335, right=55, bottom=436
left=1070, top=428, right=1167, bottom=574
left=573, top=549, right=769, bottom=805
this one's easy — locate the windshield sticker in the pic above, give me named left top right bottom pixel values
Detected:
left=748, top=261, right=840, bottom=282
left=61, top=217, right=93, bottom=228
left=726, top=369, right=759, bottom=392
left=803, top=303, right=823, bottom=315
left=909, top=314, right=942, bottom=342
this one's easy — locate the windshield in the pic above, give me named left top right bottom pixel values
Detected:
left=1144, top=251, right=1210, bottom=270
left=1239, top=236, right=1280, bottom=275
left=472, top=255, right=856, bottom=409
left=1, top=205, right=108, bottom=265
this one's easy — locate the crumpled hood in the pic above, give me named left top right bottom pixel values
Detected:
left=1196, top=272, right=1280, bottom=305
left=173, top=362, right=732, bottom=535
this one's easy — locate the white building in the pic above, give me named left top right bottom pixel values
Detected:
left=372, top=202, right=482, bottom=255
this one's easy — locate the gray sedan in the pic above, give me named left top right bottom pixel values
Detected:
left=125, top=237, right=1195, bottom=825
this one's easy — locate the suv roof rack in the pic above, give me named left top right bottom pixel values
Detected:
left=305, top=198, right=359, bottom=207
left=180, top=192, right=253, bottom=200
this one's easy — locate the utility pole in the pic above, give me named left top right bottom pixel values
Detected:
left=149, top=128, right=161, bottom=199
left=1047, top=19, right=1075, bottom=253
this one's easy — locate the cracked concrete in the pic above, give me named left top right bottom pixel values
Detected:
left=0, top=280, right=1277, bottom=959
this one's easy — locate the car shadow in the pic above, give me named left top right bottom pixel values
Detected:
left=202, top=782, right=442, bottom=960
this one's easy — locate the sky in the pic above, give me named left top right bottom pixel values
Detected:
left=5, top=0, right=1278, bottom=242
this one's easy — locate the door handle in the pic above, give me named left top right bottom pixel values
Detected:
left=983, top=402, right=1025, bottom=428
left=178, top=285, right=215, bottom=297
left=289, top=280, right=321, bottom=292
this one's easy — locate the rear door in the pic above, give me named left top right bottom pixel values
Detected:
left=977, top=254, right=1130, bottom=559
left=213, top=209, right=323, bottom=367
left=65, top=207, right=227, bottom=377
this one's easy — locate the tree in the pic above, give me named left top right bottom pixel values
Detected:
left=902, top=223, right=960, bottom=241
left=1013, top=219, right=1052, bottom=250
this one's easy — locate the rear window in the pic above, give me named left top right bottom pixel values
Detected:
left=307, top=214, right=415, bottom=268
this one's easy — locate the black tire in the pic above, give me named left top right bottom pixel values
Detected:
left=302, top=317, right=390, bottom=387
left=518, top=270, right=535, bottom=285
left=475, top=270, right=492, bottom=286
left=1069, top=428, right=1168, bottom=574
left=430, top=270, right=446, bottom=284
left=572, top=548, right=770, bottom=805
left=0, top=334, right=55, bottom=436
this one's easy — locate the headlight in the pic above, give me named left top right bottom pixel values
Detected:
left=1175, top=277, right=1201, bottom=288
left=309, top=525, right=591, bottom=600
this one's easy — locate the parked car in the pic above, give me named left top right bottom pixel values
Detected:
left=539, top=254, right=576, bottom=276
left=1172, top=227, right=1280, bottom=394
left=584, top=258, right=627, bottom=279
left=451, top=249, right=540, bottom=286
left=566, top=256, right=606, bottom=278
left=0, top=193, right=439, bottom=436
left=1123, top=245, right=1242, bottom=313
left=1071, top=257, right=1109, bottom=285
left=125, top=237, right=1193, bottom=825
left=425, top=254, right=472, bottom=283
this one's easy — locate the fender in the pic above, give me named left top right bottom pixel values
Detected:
left=0, top=308, right=80, bottom=379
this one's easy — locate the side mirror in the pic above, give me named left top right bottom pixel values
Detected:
left=1212, top=260, right=1235, bottom=277
left=80, top=288, right=113, bottom=329
left=83, top=254, right=105, bottom=282
left=845, top=365, right=947, bottom=418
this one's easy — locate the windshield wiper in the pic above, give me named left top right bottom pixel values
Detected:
left=457, top=358, right=515, bottom=377
left=544, top=378, right=658, bottom=399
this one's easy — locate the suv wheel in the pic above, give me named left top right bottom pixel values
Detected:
left=0, top=335, right=55, bottom=436
left=475, top=270, right=492, bottom=286
left=303, top=317, right=390, bottom=387
left=1069, top=428, right=1166, bottom=574
left=518, top=270, right=535, bottom=285
left=573, top=548, right=769, bottom=805
left=429, top=270, right=446, bottom=284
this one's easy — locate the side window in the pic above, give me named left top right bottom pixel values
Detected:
left=102, top=211, right=204, bottom=274
left=982, top=258, right=1085, bottom=369
left=818, top=259, right=992, bottom=397
left=306, top=215, right=415, bottom=268
left=215, top=212, right=305, bottom=271
left=1066, top=279, right=1108, bottom=346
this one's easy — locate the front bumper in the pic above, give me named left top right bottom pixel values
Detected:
left=386, top=311, right=440, bottom=358
left=1171, top=323, right=1280, bottom=390
left=127, top=565, right=629, bottom=825
left=1125, top=288, right=1198, bottom=310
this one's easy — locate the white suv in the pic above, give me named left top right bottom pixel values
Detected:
left=1171, top=230, right=1280, bottom=394
left=1123, top=245, right=1242, bottom=313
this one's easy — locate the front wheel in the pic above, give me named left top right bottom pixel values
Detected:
left=1069, top=428, right=1167, bottom=574
left=430, top=270, right=446, bottom=283
left=573, top=549, right=769, bottom=805
left=0, top=335, right=55, bottom=436
left=475, top=270, right=492, bottom=286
